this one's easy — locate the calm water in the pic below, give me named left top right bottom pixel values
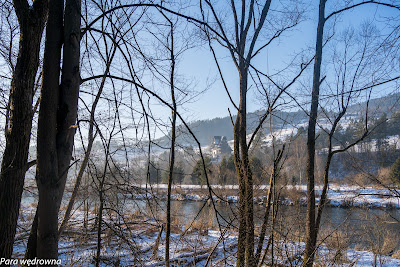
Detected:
left=22, top=190, right=400, bottom=249
left=129, top=199, right=400, bottom=249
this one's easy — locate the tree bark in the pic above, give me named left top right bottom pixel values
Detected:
left=234, top=113, right=246, bottom=267
left=55, top=0, right=81, bottom=208
left=95, top=180, right=105, bottom=267
left=240, top=69, right=256, bottom=267
left=25, top=211, right=38, bottom=259
left=0, top=0, right=47, bottom=258
left=234, top=66, right=256, bottom=267
left=36, top=0, right=81, bottom=261
left=234, top=69, right=248, bottom=267
left=255, top=146, right=284, bottom=265
left=36, top=0, right=64, bottom=260
left=165, top=18, right=176, bottom=267
left=304, top=0, right=326, bottom=266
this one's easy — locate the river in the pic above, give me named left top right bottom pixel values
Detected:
left=129, top=199, right=400, bottom=250
left=21, top=190, right=400, bottom=251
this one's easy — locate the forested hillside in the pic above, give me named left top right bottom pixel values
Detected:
left=157, top=92, right=400, bottom=147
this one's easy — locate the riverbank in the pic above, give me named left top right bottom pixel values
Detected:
left=131, top=184, right=400, bottom=209
left=13, top=183, right=400, bottom=266
left=13, top=200, right=400, bottom=266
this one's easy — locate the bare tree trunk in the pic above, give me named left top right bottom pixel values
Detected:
left=24, top=211, right=38, bottom=259
left=255, top=172, right=274, bottom=263
left=165, top=118, right=176, bottom=266
left=152, top=224, right=164, bottom=259
left=315, top=110, right=368, bottom=244
left=234, top=110, right=246, bottom=267
left=199, top=1, right=275, bottom=265
left=234, top=71, right=248, bottom=267
left=165, top=17, right=176, bottom=267
left=58, top=44, right=116, bottom=236
left=95, top=180, right=105, bottom=267
left=234, top=67, right=255, bottom=267
left=54, top=0, right=81, bottom=211
left=255, top=146, right=284, bottom=265
left=240, top=69, right=255, bottom=267
left=36, top=0, right=81, bottom=261
left=304, top=0, right=326, bottom=266
left=314, top=117, right=344, bottom=243
left=315, top=153, right=332, bottom=237
left=35, top=0, right=64, bottom=260
left=259, top=189, right=281, bottom=267
left=0, top=0, right=47, bottom=258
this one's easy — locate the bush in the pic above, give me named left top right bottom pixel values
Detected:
left=390, top=157, right=400, bottom=185
left=377, top=167, right=392, bottom=186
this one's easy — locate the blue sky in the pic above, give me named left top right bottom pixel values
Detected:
left=171, top=1, right=399, bottom=122
left=1, top=0, right=398, bottom=144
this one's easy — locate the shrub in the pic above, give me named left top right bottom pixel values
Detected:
left=377, top=167, right=392, bottom=186
left=390, top=157, right=400, bottom=185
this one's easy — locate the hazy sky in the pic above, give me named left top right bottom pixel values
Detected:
left=172, top=1, right=399, bottom=122
left=1, top=1, right=398, bottom=144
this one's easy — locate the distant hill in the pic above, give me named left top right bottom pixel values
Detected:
left=157, top=109, right=308, bottom=147
left=346, top=92, right=400, bottom=116
left=156, top=92, right=400, bottom=147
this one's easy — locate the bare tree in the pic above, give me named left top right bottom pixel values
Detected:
left=0, top=0, right=47, bottom=258
left=199, top=1, right=307, bottom=265
left=94, top=118, right=119, bottom=267
left=58, top=22, right=119, bottom=240
left=35, top=0, right=80, bottom=260
left=162, top=13, right=177, bottom=267
left=255, top=143, right=285, bottom=265
left=200, top=1, right=282, bottom=265
left=304, top=1, right=400, bottom=266
left=303, top=2, right=326, bottom=265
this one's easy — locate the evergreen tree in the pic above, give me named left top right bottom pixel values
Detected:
left=219, top=155, right=236, bottom=184
left=390, top=157, right=400, bottom=185
left=162, top=162, right=185, bottom=184
left=250, top=156, right=264, bottom=184
left=388, top=112, right=400, bottom=136
left=147, top=161, right=161, bottom=184
left=373, top=113, right=388, bottom=141
left=191, top=157, right=212, bottom=185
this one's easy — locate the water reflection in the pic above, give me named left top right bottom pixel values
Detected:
left=21, top=189, right=400, bottom=249
left=132, top=199, right=400, bottom=249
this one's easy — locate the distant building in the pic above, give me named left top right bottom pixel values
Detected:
left=210, top=136, right=232, bottom=159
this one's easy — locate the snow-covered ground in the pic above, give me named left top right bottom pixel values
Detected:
left=13, top=184, right=400, bottom=266
left=13, top=200, right=400, bottom=266
left=135, top=184, right=400, bottom=209
left=322, top=184, right=400, bottom=209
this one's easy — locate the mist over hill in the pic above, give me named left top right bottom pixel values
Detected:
left=346, top=92, right=400, bottom=116
left=155, top=109, right=308, bottom=147
left=156, top=92, right=400, bottom=147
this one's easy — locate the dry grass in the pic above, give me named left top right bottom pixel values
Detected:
left=375, top=230, right=399, bottom=256
left=320, top=229, right=351, bottom=265
left=377, top=167, right=393, bottom=186
left=392, top=249, right=400, bottom=259
left=186, top=215, right=213, bottom=236
left=281, top=187, right=305, bottom=204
